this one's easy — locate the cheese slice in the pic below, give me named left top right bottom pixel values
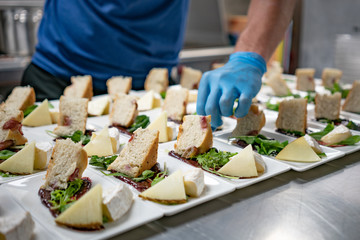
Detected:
left=218, top=145, right=258, bottom=177
left=50, top=111, right=59, bottom=124
left=0, top=211, right=34, bottom=240
left=137, top=90, right=161, bottom=111
left=88, top=96, right=110, bottom=116
left=147, top=111, right=172, bottom=142
left=83, top=127, right=114, bottom=157
left=321, top=125, right=352, bottom=145
left=34, top=142, right=52, bottom=170
left=55, top=184, right=103, bottom=229
left=304, top=134, right=323, bottom=154
left=0, top=142, right=35, bottom=174
left=183, top=168, right=205, bottom=197
left=102, top=184, right=133, bottom=222
left=139, top=170, right=186, bottom=204
left=22, top=99, right=52, bottom=127
left=276, top=137, right=320, bottom=162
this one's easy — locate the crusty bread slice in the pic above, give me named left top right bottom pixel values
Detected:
left=342, top=80, right=360, bottom=113
left=315, top=92, right=341, bottom=120
left=180, top=67, right=202, bottom=89
left=231, top=104, right=266, bottom=137
left=63, top=75, right=93, bottom=100
left=1, top=86, right=35, bottom=111
left=109, top=93, right=138, bottom=128
left=163, top=87, right=189, bottom=122
left=295, top=68, right=315, bottom=91
left=174, top=115, right=213, bottom=158
left=53, top=96, right=88, bottom=136
left=265, top=61, right=283, bottom=78
left=43, top=138, right=87, bottom=190
left=0, top=109, right=27, bottom=146
left=144, top=68, right=169, bottom=93
left=322, top=68, right=342, bottom=88
left=276, top=98, right=307, bottom=134
left=106, top=76, right=132, bottom=97
left=108, top=128, right=159, bottom=178
left=266, top=72, right=290, bottom=96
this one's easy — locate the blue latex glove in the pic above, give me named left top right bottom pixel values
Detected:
left=196, top=52, right=267, bottom=129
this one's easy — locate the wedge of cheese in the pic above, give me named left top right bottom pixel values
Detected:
left=137, top=90, right=161, bottom=111
left=0, top=211, right=34, bottom=240
left=22, top=99, right=52, bottom=127
left=50, top=111, right=59, bottom=124
left=183, top=168, right=205, bottom=197
left=34, top=142, right=52, bottom=170
left=83, top=127, right=114, bottom=157
left=139, top=170, right=186, bottom=204
left=276, top=137, right=320, bottom=162
left=321, top=125, right=352, bottom=145
left=88, top=96, right=110, bottom=116
left=218, top=145, right=258, bottom=177
left=55, top=184, right=103, bottom=230
left=0, top=142, right=35, bottom=174
left=147, top=111, right=173, bottom=142
left=304, top=134, right=323, bottom=154
left=102, top=184, right=133, bottom=222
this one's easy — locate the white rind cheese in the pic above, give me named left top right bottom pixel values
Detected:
left=321, top=125, right=352, bottom=145
left=102, top=184, right=133, bottom=222
left=0, top=211, right=34, bottom=240
left=304, top=134, right=323, bottom=154
left=183, top=168, right=205, bottom=197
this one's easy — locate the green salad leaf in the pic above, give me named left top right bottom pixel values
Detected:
left=0, top=171, right=16, bottom=177
left=308, top=123, right=334, bottom=141
left=160, top=92, right=166, bottom=99
left=304, top=91, right=316, bottom=103
left=23, top=105, right=37, bottom=117
left=89, top=155, right=117, bottom=169
left=101, top=169, right=158, bottom=183
left=328, top=83, right=350, bottom=98
left=151, top=164, right=168, bottom=186
left=62, top=130, right=91, bottom=145
left=337, top=135, right=360, bottom=146
left=265, top=100, right=279, bottom=111
left=128, top=115, right=150, bottom=133
left=48, top=102, right=54, bottom=109
left=0, top=150, right=16, bottom=160
left=49, top=179, right=84, bottom=213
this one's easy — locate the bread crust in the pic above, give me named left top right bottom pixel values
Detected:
left=0, top=109, right=28, bottom=145
left=231, top=104, right=266, bottom=137
left=144, top=68, right=169, bottom=93
left=276, top=98, right=307, bottom=133
left=109, top=94, right=138, bottom=128
left=137, top=130, right=159, bottom=177
left=342, top=80, right=360, bottom=113
left=1, top=86, right=35, bottom=111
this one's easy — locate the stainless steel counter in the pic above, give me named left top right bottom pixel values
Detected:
left=111, top=151, right=360, bottom=240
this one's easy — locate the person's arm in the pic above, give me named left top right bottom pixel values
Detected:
left=196, top=0, right=297, bottom=129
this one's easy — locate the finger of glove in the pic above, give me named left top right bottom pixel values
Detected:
left=196, top=74, right=210, bottom=116
left=205, top=88, right=223, bottom=128
left=234, top=92, right=252, bottom=118
left=219, top=88, right=239, bottom=117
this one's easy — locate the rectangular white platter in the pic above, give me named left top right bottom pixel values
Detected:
left=158, top=140, right=291, bottom=190
left=215, top=129, right=346, bottom=172
left=89, top=152, right=236, bottom=217
left=1, top=168, right=164, bottom=240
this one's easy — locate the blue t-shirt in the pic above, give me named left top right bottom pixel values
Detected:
left=32, top=0, right=189, bottom=90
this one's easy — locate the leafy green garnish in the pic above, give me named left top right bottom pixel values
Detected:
left=266, top=100, right=279, bottom=111
left=151, top=164, right=168, bottom=186
left=62, top=130, right=91, bottom=145
left=23, top=105, right=37, bottom=117
left=327, top=83, right=350, bottom=98
left=317, top=152, right=327, bottom=158
left=101, top=169, right=158, bottom=183
left=48, top=102, right=54, bottom=109
left=128, top=115, right=150, bottom=133
left=337, top=135, right=360, bottom=146
left=308, top=124, right=334, bottom=141
left=49, top=179, right=84, bottom=213
left=304, top=91, right=316, bottom=103
left=89, top=155, right=117, bottom=169
left=0, top=150, right=16, bottom=160
left=346, top=121, right=360, bottom=131
left=160, top=92, right=166, bottom=99
left=0, top=171, right=16, bottom=177
left=103, top=215, right=109, bottom=223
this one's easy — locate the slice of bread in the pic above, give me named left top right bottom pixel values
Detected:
left=342, top=80, right=360, bottom=113
left=295, top=68, right=315, bottom=91
left=322, top=68, right=342, bottom=88
left=43, top=138, right=88, bottom=190
left=0, top=109, right=27, bottom=147
left=109, top=93, right=138, bottom=128
left=276, top=98, right=307, bottom=133
left=53, top=96, right=88, bottom=136
left=144, top=68, right=169, bottom=93
left=107, top=128, right=159, bottom=178
left=180, top=67, right=202, bottom=89
left=163, top=87, right=189, bottom=122
left=174, top=115, right=213, bottom=158
left=106, top=76, right=132, bottom=97
left=63, top=75, right=93, bottom=100
left=231, top=104, right=266, bottom=137
left=315, top=92, right=341, bottom=120
left=1, top=86, right=35, bottom=111
left=266, top=72, right=290, bottom=96
left=265, top=61, right=283, bottom=78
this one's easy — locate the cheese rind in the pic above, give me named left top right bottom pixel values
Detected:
left=304, top=134, right=323, bottom=154
left=102, top=184, right=133, bottom=222
left=276, top=137, right=320, bottom=162
left=0, top=211, right=34, bottom=240
left=22, top=99, right=52, bottom=127
left=83, top=127, right=114, bottom=157
left=183, top=168, right=205, bottom=197
left=320, top=125, right=352, bottom=145
left=0, top=142, right=35, bottom=174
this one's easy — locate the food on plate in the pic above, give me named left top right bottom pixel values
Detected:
left=162, top=87, right=189, bottom=122
left=34, top=142, right=52, bottom=170
left=147, top=111, right=173, bottom=142
left=315, top=92, right=341, bottom=120
left=0, top=142, right=35, bottom=175
left=63, top=75, right=93, bottom=100
left=102, top=184, right=133, bottom=222
left=180, top=66, right=202, bottom=89
left=0, top=86, right=35, bottom=111
left=342, top=80, right=360, bottom=113
left=230, top=104, right=266, bottom=137
left=84, top=127, right=119, bottom=157
left=187, top=90, right=198, bottom=102
left=0, top=211, right=34, bottom=240
left=266, top=72, right=290, bottom=96
left=144, top=68, right=169, bottom=93
left=110, top=93, right=138, bottom=128
left=106, top=76, right=132, bottom=97
left=137, top=90, right=161, bottom=111
left=88, top=96, right=110, bottom=116
left=50, top=111, right=59, bottom=124
left=183, top=168, right=205, bottom=197
left=320, top=125, right=352, bottom=145
left=276, top=98, right=307, bottom=135
left=322, top=68, right=342, bottom=89
left=174, top=115, right=213, bottom=158
left=22, top=99, right=52, bottom=127
left=0, top=109, right=27, bottom=150
left=295, top=68, right=315, bottom=91
left=276, top=136, right=321, bottom=162
left=303, top=134, right=323, bottom=154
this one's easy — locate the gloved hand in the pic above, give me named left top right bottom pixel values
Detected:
left=196, top=52, right=267, bottom=129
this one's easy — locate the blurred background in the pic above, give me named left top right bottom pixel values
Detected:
left=0, top=0, right=360, bottom=100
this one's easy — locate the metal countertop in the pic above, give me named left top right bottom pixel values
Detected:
left=111, top=151, right=360, bottom=240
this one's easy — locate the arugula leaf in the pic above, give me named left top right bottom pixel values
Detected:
left=62, top=130, right=91, bottom=145
left=278, top=129, right=305, bottom=137
left=160, top=92, right=166, bottom=99
left=317, top=152, right=327, bottom=158
left=103, top=215, right=109, bottom=223
left=327, top=83, right=350, bottom=98
left=265, top=100, right=279, bottom=111
left=101, top=170, right=132, bottom=178
left=49, top=179, right=84, bottom=213
left=337, top=135, right=360, bottom=146
left=133, top=170, right=155, bottom=182
left=0, top=150, right=16, bottom=160
left=304, top=91, right=316, bottom=103
left=151, top=164, right=168, bottom=186
left=309, top=124, right=334, bottom=141
left=90, top=155, right=117, bottom=169
left=346, top=121, right=360, bottom=131
left=23, top=105, right=38, bottom=117
left=0, top=171, right=16, bottom=177
left=128, top=115, right=150, bottom=133
left=194, top=148, right=237, bottom=172
left=48, top=102, right=54, bottom=109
